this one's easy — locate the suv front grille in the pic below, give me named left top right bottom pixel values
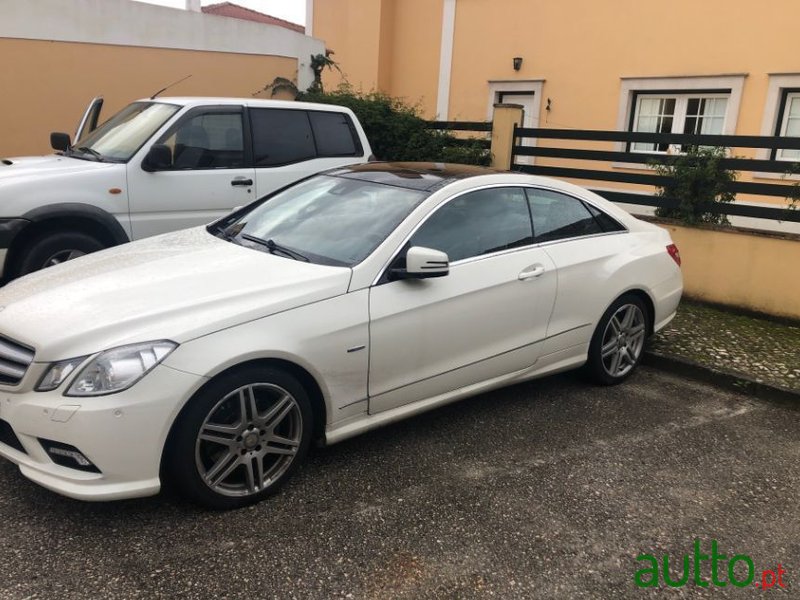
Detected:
left=0, top=336, right=35, bottom=386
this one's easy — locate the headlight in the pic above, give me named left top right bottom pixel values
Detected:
left=65, top=340, right=177, bottom=397
left=36, top=356, right=88, bottom=392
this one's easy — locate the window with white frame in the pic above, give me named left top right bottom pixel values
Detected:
left=629, top=92, right=730, bottom=153
left=775, top=90, right=800, bottom=161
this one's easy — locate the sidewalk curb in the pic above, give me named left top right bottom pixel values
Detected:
left=643, top=351, right=800, bottom=405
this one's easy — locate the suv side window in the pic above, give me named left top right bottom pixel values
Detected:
left=250, top=108, right=316, bottom=166
left=309, top=111, right=361, bottom=157
left=160, top=110, right=244, bottom=169
left=410, top=187, right=533, bottom=262
left=526, top=188, right=605, bottom=243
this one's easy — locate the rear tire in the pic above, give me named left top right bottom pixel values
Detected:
left=585, top=294, right=649, bottom=385
left=164, top=366, right=313, bottom=510
left=17, top=231, right=105, bottom=276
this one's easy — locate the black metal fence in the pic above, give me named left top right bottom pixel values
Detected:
left=511, top=127, right=800, bottom=223
left=427, top=121, right=492, bottom=149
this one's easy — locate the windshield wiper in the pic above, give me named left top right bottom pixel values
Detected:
left=241, top=234, right=309, bottom=262
left=74, top=146, right=105, bottom=161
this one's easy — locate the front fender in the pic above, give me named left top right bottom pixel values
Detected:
left=22, top=203, right=130, bottom=246
left=162, top=291, right=370, bottom=427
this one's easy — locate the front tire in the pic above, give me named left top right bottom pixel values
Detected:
left=17, top=231, right=105, bottom=276
left=585, top=294, right=648, bottom=385
left=165, top=366, right=313, bottom=510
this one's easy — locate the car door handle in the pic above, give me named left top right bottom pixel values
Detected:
left=231, top=178, right=253, bottom=187
left=518, top=265, right=545, bottom=280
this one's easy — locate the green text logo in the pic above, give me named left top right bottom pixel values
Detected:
left=635, top=540, right=787, bottom=589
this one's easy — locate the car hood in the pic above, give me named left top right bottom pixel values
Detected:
left=0, top=155, right=116, bottom=186
left=0, top=228, right=352, bottom=361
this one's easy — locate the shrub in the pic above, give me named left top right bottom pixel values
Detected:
left=652, top=146, right=737, bottom=226
left=298, top=86, right=491, bottom=166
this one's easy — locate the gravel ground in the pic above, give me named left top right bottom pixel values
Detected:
left=1, top=367, right=798, bottom=599
left=650, top=301, right=800, bottom=391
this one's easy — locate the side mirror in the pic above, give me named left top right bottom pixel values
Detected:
left=50, top=132, right=71, bottom=152
left=391, top=246, right=449, bottom=280
left=141, top=144, right=172, bottom=172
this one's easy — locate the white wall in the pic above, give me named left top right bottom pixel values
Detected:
left=0, top=0, right=324, bottom=89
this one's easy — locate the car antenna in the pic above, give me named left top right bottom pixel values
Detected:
left=150, top=74, right=193, bottom=100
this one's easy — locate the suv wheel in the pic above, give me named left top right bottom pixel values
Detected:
left=17, top=231, right=105, bottom=276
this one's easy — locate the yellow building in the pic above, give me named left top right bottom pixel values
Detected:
left=310, top=0, right=800, bottom=211
left=309, top=0, right=800, bottom=318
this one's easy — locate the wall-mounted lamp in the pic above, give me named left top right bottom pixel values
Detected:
left=512, top=56, right=523, bottom=71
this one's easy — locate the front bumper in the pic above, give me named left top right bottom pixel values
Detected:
left=0, top=363, right=206, bottom=501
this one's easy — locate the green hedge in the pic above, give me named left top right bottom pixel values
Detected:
left=298, top=87, right=491, bottom=166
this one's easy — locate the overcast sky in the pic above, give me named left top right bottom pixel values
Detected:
left=134, top=0, right=305, bottom=26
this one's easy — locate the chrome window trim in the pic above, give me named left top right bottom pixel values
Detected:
left=372, top=183, right=629, bottom=286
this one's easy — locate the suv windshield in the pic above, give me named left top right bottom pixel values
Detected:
left=219, top=175, right=428, bottom=267
left=71, top=102, right=180, bottom=162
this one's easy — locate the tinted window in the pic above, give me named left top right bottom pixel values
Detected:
left=585, top=203, right=626, bottom=232
left=410, top=188, right=533, bottom=262
left=161, top=111, right=244, bottom=169
left=309, top=111, right=359, bottom=157
left=527, top=189, right=605, bottom=243
left=251, top=108, right=316, bottom=166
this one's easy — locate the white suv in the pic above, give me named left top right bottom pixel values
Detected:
left=0, top=97, right=372, bottom=280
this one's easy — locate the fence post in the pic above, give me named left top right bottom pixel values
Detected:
left=490, top=103, right=524, bottom=170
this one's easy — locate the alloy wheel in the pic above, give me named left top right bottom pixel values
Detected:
left=195, top=383, right=303, bottom=497
left=44, top=249, right=87, bottom=267
left=600, top=303, right=646, bottom=378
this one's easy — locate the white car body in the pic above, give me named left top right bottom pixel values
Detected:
left=0, top=166, right=682, bottom=502
left=0, top=97, right=372, bottom=278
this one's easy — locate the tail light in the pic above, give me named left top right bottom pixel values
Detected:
left=666, top=243, right=681, bottom=266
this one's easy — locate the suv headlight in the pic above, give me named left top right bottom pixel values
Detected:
left=64, top=341, right=177, bottom=397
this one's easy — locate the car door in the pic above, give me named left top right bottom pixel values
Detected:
left=249, top=107, right=367, bottom=196
left=126, top=105, right=256, bottom=239
left=526, top=187, right=629, bottom=352
left=368, top=186, right=558, bottom=414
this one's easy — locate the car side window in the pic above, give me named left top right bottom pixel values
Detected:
left=584, top=202, right=626, bottom=232
left=526, top=188, right=605, bottom=243
left=160, top=111, right=244, bottom=169
left=250, top=108, right=316, bottom=167
left=410, top=187, right=533, bottom=262
left=309, top=111, right=361, bottom=157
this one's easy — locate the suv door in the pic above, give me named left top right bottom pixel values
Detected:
left=367, top=187, right=558, bottom=414
left=249, top=108, right=365, bottom=196
left=126, top=105, right=256, bottom=239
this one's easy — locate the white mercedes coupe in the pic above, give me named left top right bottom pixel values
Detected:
left=0, top=163, right=682, bottom=508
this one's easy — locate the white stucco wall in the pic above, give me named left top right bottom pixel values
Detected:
left=0, top=0, right=323, bottom=89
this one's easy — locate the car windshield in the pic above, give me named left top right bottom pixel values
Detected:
left=222, top=175, right=428, bottom=267
left=71, top=102, right=180, bottom=162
